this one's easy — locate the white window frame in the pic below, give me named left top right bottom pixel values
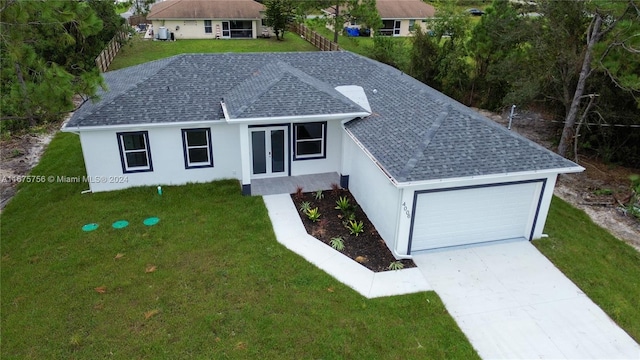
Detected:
left=117, top=131, right=153, bottom=173
left=182, top=128, right=213, bottom=169
left=293, top=122, right=326, bottom=160
left=204, top=20, right=212, bottom=33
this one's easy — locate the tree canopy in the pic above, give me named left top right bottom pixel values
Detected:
left=405, top=0, right=640, bottom=166
left=1, top=0, right=125, bottom=130
left=264, top=0, right=295, bottom=40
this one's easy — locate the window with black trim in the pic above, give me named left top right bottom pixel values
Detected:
left=294, top=122, right=326, bottom=160
left=182, top=128, right=213, bottom=168
left=117, top=131, right=152, bottom=173
left=204, top=20, right=212, bottom=33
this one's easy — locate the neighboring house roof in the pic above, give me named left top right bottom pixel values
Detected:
left=147, top=0, right=264, bottom=20
left=376, top=0, right=436, bottom=19
left=324, top=0, right=436, bottom=20
left=66, top=52, right=579, bottom=183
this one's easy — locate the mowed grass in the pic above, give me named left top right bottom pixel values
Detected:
left=537, top=197, right=640, bottom=342
left=0, top=133, right=479, bottom=359
left=109, top=32, right=318, bottom=70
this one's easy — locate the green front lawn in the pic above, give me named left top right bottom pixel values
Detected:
left=536, top=197, right=640, bottom=342
left=0, top=133, right=478, bottom=359
left=109, top=33, right=318, bottom=70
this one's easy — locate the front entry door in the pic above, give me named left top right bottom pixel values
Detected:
left=393, top=20, right=401, bottom=36
left=221, top=21, right=230, bottom=38
left=250, top=126, right=288, bottom=178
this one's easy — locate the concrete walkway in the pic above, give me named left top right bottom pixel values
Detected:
left=413, top=242, right=640, bottom=359
left=264, top=193, right=640, bottom=359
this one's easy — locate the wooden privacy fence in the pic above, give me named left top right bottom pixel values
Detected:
left=95, top=32, right=127, bottom=73
left=128, top=15, right=147, bottom=27
left=290, top=23, right=340, bottom=52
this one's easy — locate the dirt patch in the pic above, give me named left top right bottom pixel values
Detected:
left=475, top=107, right=640, bottom=251
left=291, top=189, right=415, bottom=272
left=0, top=127, right=57, bottom=210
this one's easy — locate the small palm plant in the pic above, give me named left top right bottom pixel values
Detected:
left=329, top=237, right=345, bottom=251
left=299, top=201, right=311, bottom=213
left=306, top=207, right=321, bottom=222
left=347, top=220, right=364, bottom=236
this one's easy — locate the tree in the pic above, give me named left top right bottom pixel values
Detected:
left=264, top=0, right=295, bottom=40
left=533, top=0, right=640, bottom=157
left=311, top=0, right=381, bottom=44
left=428, top=0, right=473, bottom=102
left=132, top=0, right=154, bottom=16
left=408, top=27, right=440, bottom=89
left=0, top=0, right=107, bottom=129
left=467, top=0, right=526, bottom=109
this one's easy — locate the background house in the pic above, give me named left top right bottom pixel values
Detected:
left=63, top=52, right=582, bottom=257
left=147, top=0, right=269, bottom=39
left=325, top=0, right=436, bottom=37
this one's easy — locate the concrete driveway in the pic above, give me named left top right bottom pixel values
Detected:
left=412, top=241, right=640, bottom=359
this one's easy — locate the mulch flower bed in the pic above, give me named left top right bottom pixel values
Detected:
left=290, top=187, right=415, bottom=272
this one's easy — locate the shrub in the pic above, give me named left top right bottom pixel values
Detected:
left=306, top=207, right=321, bottom=222
left=314, top=190, right=324, bottom=200
left=330, top=182, right=341, bottom=195
left=347, top=220, right=364, bottom=236
left=329, top=237, right=345, bottom=251
left=335, top=196, right=351, bottom=212
left=299, top=201, right=311, bottom=213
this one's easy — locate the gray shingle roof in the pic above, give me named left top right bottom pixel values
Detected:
left=222, top=61, right=367, bottom=118
left=66, top=51, right=579, bottom=182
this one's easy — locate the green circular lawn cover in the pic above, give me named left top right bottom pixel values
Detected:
left=143, top=217, right=160, bottom=226
left=112, top=220, right=129, bottom=229
left=82, top=223, right=99, bottom=232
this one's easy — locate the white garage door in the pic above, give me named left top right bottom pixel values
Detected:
left=409, top=181, right=543, bottom=252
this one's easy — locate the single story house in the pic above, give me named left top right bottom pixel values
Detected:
left=63, top=52, right=583, bottom=257
left=147, top=0, right=268, bottom=39
left=324, top=0, right=436, bottom=37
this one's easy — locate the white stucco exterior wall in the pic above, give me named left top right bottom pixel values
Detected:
left=150, top=20, right=260, bottom=39
left=77, top=124, right=242, bottom=192
left=335, top=18, right=430, bottom=37
left=342, top=134, right=401, bottom=252
left=290, top=121, right=343, bottom=176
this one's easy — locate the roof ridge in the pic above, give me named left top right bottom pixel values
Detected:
left=396, top=104, right=451, bottom=182
left=282, top=64, right=368, bottom=112
left=222, top=61, right=286, bottom=118
left=223, top=60, right=366, bottom=118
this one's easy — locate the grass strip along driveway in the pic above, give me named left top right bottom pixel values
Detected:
left=535, top=198, right=640, bottom=343
left=0, top=133, right=478, bottom=358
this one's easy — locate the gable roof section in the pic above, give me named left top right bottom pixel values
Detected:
left=148, top=0, right=264, bottom=20
left=376, top=0, right=436, bottom=19
left=222, top=61, right=368, bottom=119
left=66, top=51, right=580, bottom=183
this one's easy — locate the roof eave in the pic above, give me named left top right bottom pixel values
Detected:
left=61, top=119, right=224, bottom=132
left=224, top=111, right=371, bottom=124
left=394, top=166, right=586, bottom=188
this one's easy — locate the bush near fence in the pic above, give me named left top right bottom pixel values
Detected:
left=290, top=23, right=340, bottom=51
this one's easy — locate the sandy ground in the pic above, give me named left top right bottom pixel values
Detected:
left=1, top=110, right=638, bottom=250
left=0, top=129, right=55, bottom=210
